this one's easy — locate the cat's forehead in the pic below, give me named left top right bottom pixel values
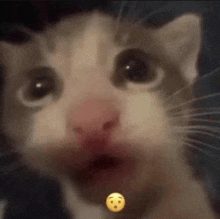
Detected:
left=0, top=12, right=117, bottom=79
left=42, top=12, right=116, bottom=53
left=0, top=12, right=201, bottom=86
left=0, top=12, right=153, bottom=79
left=36, top=12, right=120, bottom=78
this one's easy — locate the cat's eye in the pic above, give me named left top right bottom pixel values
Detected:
left=115, top=49, right=154, bottom=83
left=27, top=76, right=55, bottom=100
left=17, top=67, right=61, bottom=108
left=113, top=48, right=164, bottom=91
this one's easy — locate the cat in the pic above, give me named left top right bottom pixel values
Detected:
left=0, top=8, right=219, bottom=219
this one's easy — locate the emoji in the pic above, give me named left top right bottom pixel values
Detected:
left=106, top=192, right=125, bottom=212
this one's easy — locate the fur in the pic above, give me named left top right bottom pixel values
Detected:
left=0, top=11, right=218, bottom=219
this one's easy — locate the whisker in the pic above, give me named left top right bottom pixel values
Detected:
left=166, top=93, right=220, bottom=112
left=184, top=143, right=220, bottom=159
left=175, top=129, right=220, bottom=140
left=186, top=118, right=220, bottom=124
left=183, top=138, right=220, bottom=151
left=175, top=125, right=220, bottom=133
left=170, top=111, right=220, bottom=119
left=169, top=107, right=220, bottom=116
left=165, top=66, right=220, bottom=103
left=120, top=115, right=220, bottom=132
left=115, top=1, right=127, bottom=35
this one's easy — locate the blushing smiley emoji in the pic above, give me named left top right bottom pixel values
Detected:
left=106, top=193, right=125, bottom=212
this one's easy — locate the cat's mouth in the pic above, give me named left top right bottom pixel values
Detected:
left=70, top=154, right=135, bottom=187
left=49, top=140, right=137, bottom=187
left=77, top=155, right=122, bottom=179
left=88, top=155, right=122, bottom=171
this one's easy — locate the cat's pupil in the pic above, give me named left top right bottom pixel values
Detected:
left=123, top=58, right=148, bottom=82
left=28, top=77, right=54, bottom=100
left=115, top=49, right=153, bottom=83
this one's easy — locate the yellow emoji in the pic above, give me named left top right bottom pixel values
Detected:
left=106, top=193, right=125, bottom=212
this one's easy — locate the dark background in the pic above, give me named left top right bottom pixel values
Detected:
left=0, top=1, right=220, bottom=219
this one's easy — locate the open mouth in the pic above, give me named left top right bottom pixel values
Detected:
left=74, top=155, right=125, bottom=184
left=89, top=155, right=122, bottom=171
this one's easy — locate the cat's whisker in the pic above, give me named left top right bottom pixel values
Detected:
left=115, top=1, right=127, bottom=35
left=170, top=111, right=220, bottom=119
left=168, top=107, right=220, bottom=116
left=165, top=93, right=220, bottom=112
left=183, top=138, right=220, bottom=151
left=175, top=129, right=220, bottom=140
left=121, top=116, right=220, bottom=132
left=175, top=125, right=220, bottom=134
left=186, top=118, right=220, bottom=124
left=164, top=67, right=220, bottom=104
left=165, top=67, right=220, bottom=103
left=184, top=143, right=220, bottom=159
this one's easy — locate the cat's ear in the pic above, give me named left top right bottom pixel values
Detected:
left=152, top=13, right=201, bottom=83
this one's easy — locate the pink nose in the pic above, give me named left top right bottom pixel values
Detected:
left=69, top=99, right=120, bottom=137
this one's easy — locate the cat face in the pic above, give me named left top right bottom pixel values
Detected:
left=0, top=12, right=201, bottom=204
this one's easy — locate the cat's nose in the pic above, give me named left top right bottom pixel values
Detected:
left=69, top=99, right=120, bottom=137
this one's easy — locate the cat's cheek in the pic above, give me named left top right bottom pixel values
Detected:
left=20, top=138, right=62, bottom=174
